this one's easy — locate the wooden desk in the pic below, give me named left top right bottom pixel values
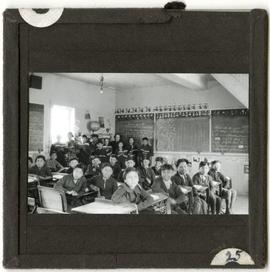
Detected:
left=71, top=199, right=138, bottom=214
left=71, top=193, right=169, bottom=214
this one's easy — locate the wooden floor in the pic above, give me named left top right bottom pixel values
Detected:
left=232, top=194, right=248, bottom=215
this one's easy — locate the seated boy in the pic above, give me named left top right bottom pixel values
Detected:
left=171, top=158, right=194, bottom=213
left=117, top=157, right=136, bottom=183
left=138, top=158, right=155, bottom=190
left=64, top=157, right=80, bottom=174
left=85, top=157, right=102, bottom=179
left=138, top=137, right=153, bottom=164
left=151, top=157, right=164, bottom=177
left=209, top=160, right=237, bottom=214
left=92, top=140, right=109, bottom=163
left=192, top=161, right=221, bottom=215
left=46, top=151, right=64, bottom=172
left=112, top=167, right=154, bottom=213
left=109, top=155, right=122, bottom=180
left=152, top=164, right=188, bottom=214
left=29, top=155, right=52, bottom=181
left=54, top=167, right=89, bottom=206
left=89, top=163, right=118, bottom=200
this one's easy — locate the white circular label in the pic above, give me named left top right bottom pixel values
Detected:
left=211, top=248, right=255, bottom=266
left=19, top=8, right=64, bottom=28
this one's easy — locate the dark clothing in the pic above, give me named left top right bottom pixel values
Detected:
left=151, top=177, right=187, bottom=214
left=139, top=144, right=153, bottom=162
left=171, top=172, right=194, bottom=212
left=66, top=140, right=77, bottom=161
left=46, top=159, right=63, bottom=172
left=50, top=143, right=67, bottom=167
left=77, top=143, right=91, bottom=166
left=112, top=184, right=154, bottom=211
left=90, top=175, right=118, bottom=199
left=138, top=167, right=156, bottom=190
left=54, top=174, right=88, bottom=194
left=172, top=172, right=193, bottom=186
left=115, top=149, right=128, bottom=169
left=192, top=172, right=221, bottom=215
left=208, top=168, right=236, bottom=214
left=110, top=140, right=121, bottom=154
left=85, top=164, right=101, bottom=179
left=151, top=166, right=162, bottom=177
left=103, top=145, right=113, bottom=157
left=111, top=162, right=122, bottom=180
left=127, top=144, right=139, bottom=164
left=29, top=165, right=52, bottom=177
left=92, top=148, right=109, bottom=163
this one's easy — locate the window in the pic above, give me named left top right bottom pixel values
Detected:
left=50, top=105, right=75, bottom=143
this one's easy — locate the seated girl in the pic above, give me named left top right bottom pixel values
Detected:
left=138, top=158, right=156, bottom=190
left=112, top=167, right=154, bottom=213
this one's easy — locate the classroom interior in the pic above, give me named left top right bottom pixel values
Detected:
left=29, top=73, right=249, bottom=214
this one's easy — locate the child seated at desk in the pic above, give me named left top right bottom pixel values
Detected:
left=151, top=157, right=164, bottom=177
left=138, top=158, right=155, bottom=190
left=112, top=167, right=154, bottom=213
left=152, top=164, right=188, bottom=214
left=64, top=157, right=80, bottom=174
left=192, top=161, right=221, bottom=215
left=54, top=167, right=88, bottom=197
left=29, top=155, right=52, bottom=181
left=117, top=157, right=136, bottom=183
left=110, top=155, right=122, bottom=180
left=92, top=140, right=109, bottom=163
left=85, top=157, right=102, bottom=179
left=46, top=151, right=64, bottom=172
left=89, top=163, right=118, bottom=200
left=208, top=160, right=237, bottom=214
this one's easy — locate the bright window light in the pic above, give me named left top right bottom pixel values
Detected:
left=50, top=105, right=75, bottom=143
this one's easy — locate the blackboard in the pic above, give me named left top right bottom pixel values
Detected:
left=211, top=115, right=249, bottom=153
left=115, top=118, right=154, bottom=145
left=156, top=116, right=210, bottom=152
left=29, top=103, right=44, bottom=151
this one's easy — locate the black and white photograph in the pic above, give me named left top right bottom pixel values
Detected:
left=28, top=73, right=249, bottom=215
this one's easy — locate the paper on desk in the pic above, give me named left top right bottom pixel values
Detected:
left=193, top=185, right=208, bottom=191
left=150, top=194, right=159, bottom=201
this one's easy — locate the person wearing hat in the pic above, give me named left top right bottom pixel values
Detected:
left=192, top=161, right=221, bottom=215
left=88, top=163, right=118, bottom=200
left=92, top=140, right=109, bottom=163
left=208, top=160, right=237, bottom=214
left=151, top=157, right=164, bottom=177
left=138, top=137, right=153, bottom=164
